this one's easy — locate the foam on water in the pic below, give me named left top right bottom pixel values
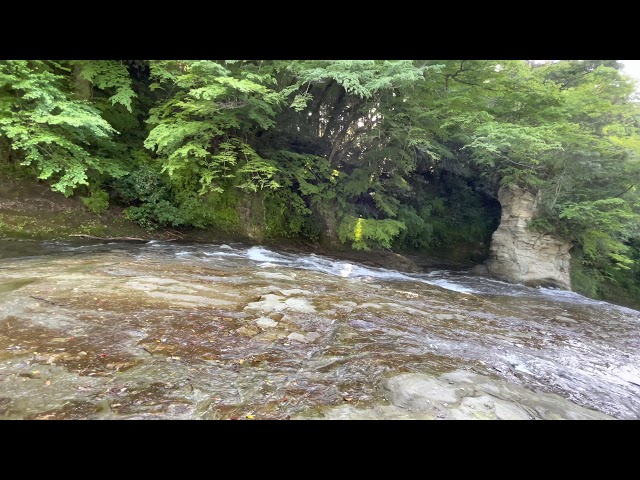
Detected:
left=422, top=279, right=477, bottom=294
left=199, top=245, right=478, bottom=292
left=498, top=353, right=535, bottom=375
left=154, top=243, right=640, bottom=303
left=203, top=251, right=243, bottom=258
left=294, top=254, right=412, bottom=281
left=246, top=246, right=289, bottom=263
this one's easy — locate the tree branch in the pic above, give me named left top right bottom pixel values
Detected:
left=613, top=183, right=637, bottom=198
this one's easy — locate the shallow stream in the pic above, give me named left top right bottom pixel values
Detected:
left=0, top=240, right=637, bottom=419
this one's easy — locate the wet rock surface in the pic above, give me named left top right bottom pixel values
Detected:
left=0, top=240, right=638, bottom=420
left=302, top=370, right=613, bottom=420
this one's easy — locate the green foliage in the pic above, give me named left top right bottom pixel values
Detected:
left=236, top=157, right=279, bottom=192
left=579, top=229, right=632, bottom=270
left=528, top=216, right=555, bottom=235
left=123, top=190, right=241, bottom=232
left=571, top=241, right=640, bottom=310
left=559, top=198, right=635, bottom=234
left=391, top=173, right=499, bottom=254
left=338, top=215, right=406, bottom=250
left=73, top=60, right=136, bottom=111
left=557, top=198, right=639, bottom=271
left=192, top=191, right=241, bottom=231
left=145, top=60, right=283, bottom=196
left=0, top=60, right=127, bottom=196
left=291, top=60, right=441, bottom=100
left=264, top=189, right=310, bottom=238
left=300, top=210, right=325, bottom=242
left=81, top=188, right=109, bottom=215
left=124, top=200, right=185, bottom=231
left=113, top=154, right=192, bottom=230
left=290, top=93, right=313, bottom=112
left=570, top=254, right=604, bottom=299
left=394, top=205, right=434, bottom=249
left=114, top=155, right=241, bottom=232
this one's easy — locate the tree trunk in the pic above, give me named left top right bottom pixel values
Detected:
left=73, top=64, right=92, bottom=101
left=312, top=198, right=341, bottom=247
left=238, top=191, right=266, bottom=242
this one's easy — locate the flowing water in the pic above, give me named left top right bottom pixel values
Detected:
left=0, top=239, right=638, bottom=420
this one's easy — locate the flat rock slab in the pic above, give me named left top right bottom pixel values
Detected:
left=244, top=294, right=316, bottom=314
left=299, top=370, right=614, bottom=420
left=255, top=317, right=279, bottom=329
left=255, top=272, right=296, bottom=281
left=278, top=288, right=313, bottom=296
left=287, top=332, right=309, bottom=343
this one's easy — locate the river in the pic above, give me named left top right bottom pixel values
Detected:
left=0, top=239, right=638, bottom=419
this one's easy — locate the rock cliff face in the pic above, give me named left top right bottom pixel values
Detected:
left=472, top=185, right=572, bottom=289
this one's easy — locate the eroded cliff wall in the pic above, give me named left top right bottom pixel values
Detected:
left=473, top=186, right=572, bottom=289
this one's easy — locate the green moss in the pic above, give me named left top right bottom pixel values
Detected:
left=0, top=211, right=111, bottom=239
left=0, top=278, right=36, bottom=294
left=0, top=206, right=151, bottom=241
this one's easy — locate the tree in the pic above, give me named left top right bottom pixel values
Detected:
left=0, top=60, right=132, bottom=195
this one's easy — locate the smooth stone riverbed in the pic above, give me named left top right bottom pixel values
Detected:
left=0, top=240, right=638, bottom=420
